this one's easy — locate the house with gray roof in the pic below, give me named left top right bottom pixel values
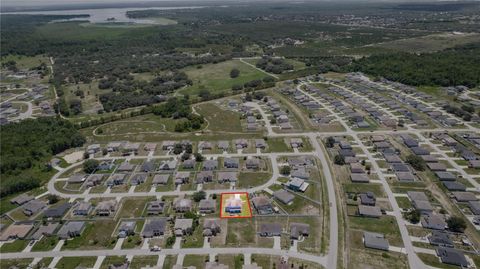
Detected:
left=203, top=219, right=221, bottom=237
left=57, top=221, right=85, bottom=239
left=452, top=191, right=478, bottom=202
left=152, top=174, right=169, bottom=185
left=428, top=231, right=453, bottom=248
left=117, top=162, right=135, bottom=172
left=44, top=203, right=71, bottom=218
left=196, top=171, right=214, bottom=184
left=290, top=167, right=310, bottom=180
left=31, top=223, right=59, bottom=240
left=217, top=172, right=238, bottom=183
left=435, top=171, right=456, bottom=181
left=363, top=232, right=389, bottom=251
left=290, top=223, right=309, bottom=240
left=245, top=158, right=260, bottom=169
left=251, top=196, right=273, bottom=214
left=86, top=174, right=104, bottom=187
left=436, top=247, right=468, bottom=267
left=175, top=172, right=190, bottom=185
left=23, top=200, right=47, bottom=216
left=350, top=174, right=369, bottom=183
left=130, top=173, right=147, bottom=185
left=224, top=158, right=239, bottom=169
left=258, top=223, right=281, bottom=237
left=468, top=201, right=480, bottom=215
left=68, top=174, right=87, bottom=184
left=217, top=141, right=229, bottom=151
left=273, top=190, right=295, bottom=205
left=173, top=198, right=193, bottom=213
left=10, top=194, right=34, bottom=205
left=203, top=160, right=218, bottom=171
left=182, top=159, right=196, bottom=169
left=442, top=181, right=466, bottom=191
left=96, top=200, right=117, bottom=216
left=358, top=205, right=382, bottom=218
left=142, top=218, right=167, bottom=238
left=199, top=199, right=216, bottom=214
left=118, top=221, right=136, bottom=238
left=73, top=201, right=92, bottom=216
left=159, top=160, right=177, bottom=170
left=255, top=139, right=267, bottom=149
left=359, top=192, right=376, bottom=206
left=421, top=213, right=446, bottom=230
left=407, top=191, right=429, bottom=201
left=141, top=161, right=155, bottom=173
left=412, top=199, right=434, bottom=214
left=174, top=219, right=193, bottom=236
left=145, top=200, right=165, bottom=215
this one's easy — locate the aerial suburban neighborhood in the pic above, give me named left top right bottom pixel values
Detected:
left=1, top=1, right=480, bottom=269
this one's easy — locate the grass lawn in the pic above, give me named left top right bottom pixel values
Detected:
left=395, top=197, right=412, bottom=210
left=0, top=194, right=18, bottom=215
left=182, top=223, right=205, bottom=248
left=237, top=172, right=271, bottom=188
left=183, top=255, right=208, bottom=268
left=0, top=259, right=33, bottom=269
left=163, top=255, right=177, bottom=269
left=62, top=220, right=117, bottom=250
left=217, top=254, right=244, bottom=269
left=101, top=256, right=127, bottom=269
left=0, top=239, right=27, bottom=253
left=266, top=138, right=291, bottom=152
left=31, top=236, right=59, bottom=251
left=122, top=234, right=143, bottom=249
left=195, top=102, right=243, bottom=133
left=117, top=197, right=152, bottom=218
left=417, top=253, right=459, bottom=269
left=1, top=54, right=49, bottom=69
left=37, top=257, right=53, bottom=268
left=225, top=218, right=256, bottom=246
left=349, top=216, right=403, bottom=246
left=55, top=257, right=97, bottom=269
left=130, top=255, right=158, bottom=269
left=96, top=113, right=182, bottom=135
left=179, top=60, right=267, bottom=96
left=8, top=207, right=30, bottom=221
left=344, top=183, right=386, bottom=197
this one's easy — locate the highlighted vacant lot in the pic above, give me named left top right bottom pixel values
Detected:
left=220, top=192, right=252, bottom=219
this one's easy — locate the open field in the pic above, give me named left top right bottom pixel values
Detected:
left=179, top=60, right=267, bottom=96
left=195, top=102, right=244, bottom=133
left=373, top=32, right=480, bottom=53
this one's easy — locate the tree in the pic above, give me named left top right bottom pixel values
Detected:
left=192, top=191, right=206, bottom=202
left=406, top=154, right=425, bottom=171
left=447, top=216, right=467, bottom=232
left=280, top=166, right=291, bottom=175
left=325, top=137, right=335, bottom=148
left=334, top=155, right=345, bottom=165
left=404, top=209, right=420, bottom=224
left=83, top=159, right=99, bottom=173
left=194, top=153, right=204, bottom=162
left=47, top=194, right=59, bottom=204
left=230, top=68, right=240, bottom=78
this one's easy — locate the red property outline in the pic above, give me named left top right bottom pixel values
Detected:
left=219, top=192, right=253, bottom=219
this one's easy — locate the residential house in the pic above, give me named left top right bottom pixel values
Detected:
left=0, top=223, right=33, bottom=241
left=436, top=248, right=468, bottom=267
left=131, top=173, right=147, bottom=185
left=259, top=223, right=282, bottom=237
left=44, top=203, right=71, bottom=218
left=203, top=219, right=221, bottom=237
left=273, top=190, right=295, bottom=205
left=255, top=139, right=267, bottom=149
left=147, top=201, right=165, bottom=215
left=217, top=141, right=229, bottom=151
left=245, top=158, right=260, bottom=169
left=290, top=138, right=303, bottom=148
left=199, top=199, right=216, bottom=214
left=144, top=143, right=157, bottom=152
left=68, top=174, right=87, bottom=184
left=158, top=160, right=177, bottom=170
left=85, top=174, right=104, bottom=187
left=174, top=219, right=193, bottom=236
left=286, top=177, right=309, bottom=192
left=152, top=174, right=169, bottom=185
left=429, top=232, right=453, bottom=248
left=118, top=221, right=136, bottom=238
left=358, top=205, right=382, bottom=218
left=251, top=196, right=273, bottom=214
left=141, top=161, right=156, bottom=173
left=142, top=218, right=167, bottom=238
left=73, top=201, right=92, bottom=216
left=217, top=172, right=238, bottom=183
left=182, top=159, right=196, bottom=169
left=10, top=194, right=34, bottom=206
left=290, top=223, right=309, bottom=240
left=421, top=213, right=446, bottom=230
left=96, top=200, right=117, bottom=216
left=363, top=232, right=389, bottom=251
left=452, top=192, right=478, bottom=202
left=224, top=158, right=239, bottom=169
left=22, top=200, right=47, bottom=216
left=57, top=221, right=85, bottom=239
left=359, top=192, right=376, bottom=206
left=173, top=198, right=193, bottom=213
left=196, top=171, right=214, bottom=184
left=175, top=172, right=190, bottom=185
left=203, top=160, right=218, bottom=171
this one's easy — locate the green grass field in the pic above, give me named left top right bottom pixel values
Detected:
left=374, top=33, right=480, bottom=53
left=130, top=255, right=158, bottom=269
left=55, top=257, right=97, bottom=269
left=179, top=60, right=267, bottom=96
left=0, top=54, right=49, bottom=70
left=0, top=239, right=27, bottom=253
left=195, top=103, right=243, bottom=133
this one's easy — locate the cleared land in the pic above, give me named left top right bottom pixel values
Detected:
left=179, top=60, right=266, bottom=96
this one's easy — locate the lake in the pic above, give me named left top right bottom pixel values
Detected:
left=2, top=6, right=205, bottom=24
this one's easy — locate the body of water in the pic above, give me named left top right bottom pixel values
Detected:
left=2, top=6, right=204, bottom=24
